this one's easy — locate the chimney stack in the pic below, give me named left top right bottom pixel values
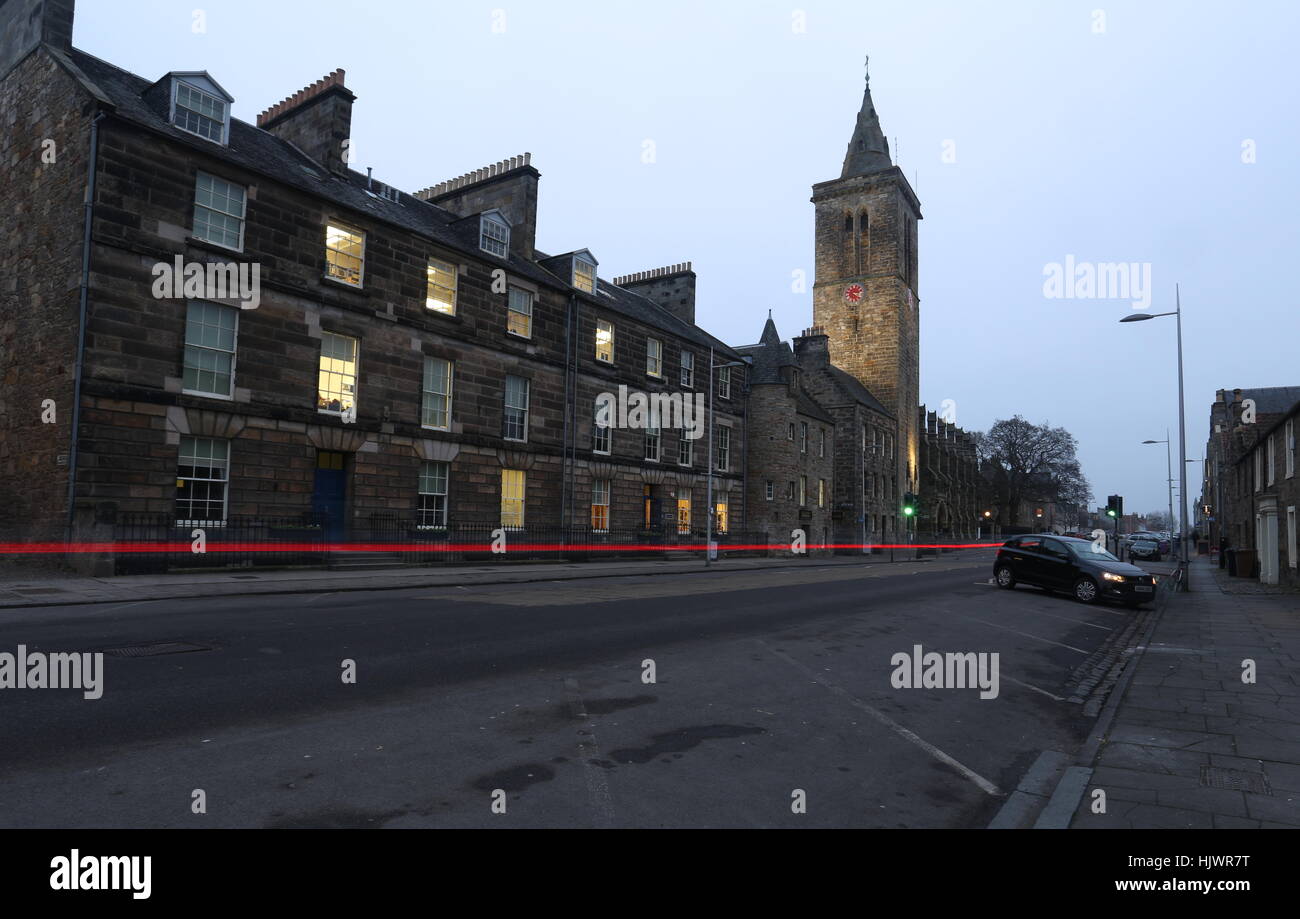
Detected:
left=415, top=154, right=540, bottom=260
left=792, top=325, right=829, bottom=367
left=1, top=0, right=75, bottom=79
left=613, top=263, right=696, bottom=326
left=257, top=69, right=354, bottom=176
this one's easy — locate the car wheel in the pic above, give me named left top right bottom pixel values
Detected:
left=995, top=566, right=1016, bottom=589
left=1073, top=577, right=1099, bottom=604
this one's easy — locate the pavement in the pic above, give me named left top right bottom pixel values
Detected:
left=1057, top=555, right=1300, bottom=828
left=0, top=549, right=946, bottom=610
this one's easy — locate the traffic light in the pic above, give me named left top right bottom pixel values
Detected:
left=1106, top=495, right=1124, bottom=518
left=902, top=492, right=917, bottom=517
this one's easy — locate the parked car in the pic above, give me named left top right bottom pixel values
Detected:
left=1128, top=538, right=1162, bottom=562
left=994, top=534, right=1157, bottom=607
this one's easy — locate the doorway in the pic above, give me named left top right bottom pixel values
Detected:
left=312, top=450, right=348, bottom=540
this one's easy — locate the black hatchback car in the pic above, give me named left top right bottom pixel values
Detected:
left=994, top=535, right=1157, bottom=607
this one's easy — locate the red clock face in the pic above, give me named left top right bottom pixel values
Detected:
left=844, top=284, right=864, bottom=303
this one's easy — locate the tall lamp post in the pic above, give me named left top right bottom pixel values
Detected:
left=706, top=350, right=746, bottom=567
left=1120, top=285, right=1189, bottom=590
left=1142, top=431, right=1175, bottom=546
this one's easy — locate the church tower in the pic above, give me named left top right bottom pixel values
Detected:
left=811, top=58, right=923, bottom=506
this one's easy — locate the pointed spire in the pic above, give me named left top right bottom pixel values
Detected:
left=760, top=314, right=781, bottom=346
left=842, top=53, right=892, bottom=177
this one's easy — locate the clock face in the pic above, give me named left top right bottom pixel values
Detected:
left=844, top=283, right=864, bottom=303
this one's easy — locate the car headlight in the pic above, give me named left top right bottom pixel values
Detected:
left=1103, top=572, right=1125, bottom=582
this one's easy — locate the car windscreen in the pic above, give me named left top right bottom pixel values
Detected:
left=1068, top=541, right=1118, bottom=562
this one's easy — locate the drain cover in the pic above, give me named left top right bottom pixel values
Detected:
left=102, top=641, right=213, bottom=658
left=1200, top=765, right=1271, bottom=795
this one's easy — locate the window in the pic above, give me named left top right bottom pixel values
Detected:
left=593, top=403, right=611, bottom=454
left=676, top=488, right=691, bottom=535
left=592, top=479, right=610, bottom=532
left=765, top=481, right=774, bottom=501
left=717, top=426, right=730, bottom=472
left=1256, top=450, right=1262, bottom=492
left=418, top=461, right=449, bottom=528
left=595, top=319, right=614, bottom=363
left=175, top=436, right=228, bottom=524
left=480, top=213, right=509, bottom=257
left=678, top=432, right=692, bottom=466
left=647, top=338, right=662, bottom=377
left=573, top=257, right=597, bottom=294
left=1289, top=506, right=1297, bottom=569
left=715, top=501, right=729, bottom=534
left=192, top=173, right=245, bottom=249
left=681, top=351, right=695, bottom=388
left=1268, top=434, right=1277, bottom=486
left=787, top=481, right=795, bottom=501
left=719, top=366, right=732, bottom=399
left=503, top=376, right=529, bottom=442
left=183, top=301, right=237, bottom=397
left=1288, top=420, right=1296, bottom=478
left=800, top=422, right=808, bottom=454
left=421, top=357, right=453, bottom=430
left=819, top=429, right=826, bottom=458
left=317, top=332, right=358, bottom=415
left=787, top=423, right=795, bottom=441
left=172, top=81, right=228, bottom=143
left=507, top=287, right=533, bottom=338
left=325, top=223, right=364, bottom=287
left=645, top=420, right=660, bottom=462
left=426, top=259, right=457, bottom=315
left=500, top=469, right=525, bottom=529
left=818, top=479, right=826, bottom=508
left=799, top=475, right=807, bottom=506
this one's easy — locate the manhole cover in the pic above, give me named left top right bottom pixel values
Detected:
left=102, top=641, right=213, bottom=658
left=1200, top=765, right=1271, bottom=795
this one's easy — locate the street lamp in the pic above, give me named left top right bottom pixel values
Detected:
left=1142, top=431, right=1175, bottom=548
left=706, top=350, right=746, bottom=567
left=1121, top=286, right=1189, bottom=590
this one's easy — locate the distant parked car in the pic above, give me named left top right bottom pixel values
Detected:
left=1128, top=538, right=1162, bottom=562
left=994, top=534, right=1157, bottom=608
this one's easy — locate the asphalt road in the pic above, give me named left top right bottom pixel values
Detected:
left=0, top=551, right=1145, bottom=827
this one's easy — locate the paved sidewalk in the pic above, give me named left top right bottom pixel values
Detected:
left=0, top=549, right=972, bottom=610
left=1068, top=557, right=1300, bottom=828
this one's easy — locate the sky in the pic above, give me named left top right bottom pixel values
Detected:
left=73, top=0, right=1300, bottom=520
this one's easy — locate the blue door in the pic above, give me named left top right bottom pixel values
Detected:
left=312, top=451, right=347, bottom=540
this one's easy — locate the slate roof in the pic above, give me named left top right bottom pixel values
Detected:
left=58, top=47, right=742, bottom=359
left=734, top=317, right=834, bottom=423
left=1236, top=386, right=1300, bottom=416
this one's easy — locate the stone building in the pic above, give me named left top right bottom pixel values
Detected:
left=0, top=0, right=747, bottom=555
left=735, top=318, right=836, bottom=553
left=917, top=407, right=980, bottom=537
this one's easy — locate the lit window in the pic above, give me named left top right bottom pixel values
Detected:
left=681, top=351, right=694, bottom=388
left=719, top=366, right=731, bottom=399
left=677, top=488, right=691, bottom=535
left=800, top=422, right=809, bottom=454
left=418, top=461, right=449, bottom=528
left=172, top=81, right=227, bottom=143
left=480, top=214, right=509, bottom=257
left=317, top=332, right=358, bottom=415
left=592, top=479, right=610, bottom=532
left=647, top=338, right=662, bottom=377
left=765, top=481, right=774, bottom=501
left=678, top=431, right=692, bottom=466
left=421, top=357, right=453, bottom=430
left=175, top=436, right=228, bottom=525
left=573, top=257, right=597, bottom=293
left=715, top=501, right=728, bottom=534
left=717, top=426, right=730, bottom=472
left=192, top=173, right=245, bottom=249
left=325, top=223, right=365, bottom=287
left=645, top=420, right=660, bottom=462
left=820, top=429, right=826, bottom=458
left=818, top=479, right=826, bottom=508
left=504, top=375, right=529, bottom=442
left=596, top=319, right=614, bottom=363
left=507, top=287, right=533, bottom=338
left=501, top=469, right=525, bottom=529
left=183, top=301, right=237, bottom=397
left=426, top=259, right=457, bottom=315
left=800, top=475, right=808, bottom=506
left=593, top=402, right=611, bottom=454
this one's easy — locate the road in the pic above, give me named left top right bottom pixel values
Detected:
left=0, top=550, right=1151, bottom=827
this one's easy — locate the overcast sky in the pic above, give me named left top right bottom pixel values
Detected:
left=76, top=0, right=1300, bottom=520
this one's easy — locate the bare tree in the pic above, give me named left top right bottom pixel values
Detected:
left=977, top=416, right=1092, bottom=527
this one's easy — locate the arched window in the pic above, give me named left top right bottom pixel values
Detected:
left=857, top=210, right=869, bottom=274
left=841, top=212, right=854, bottom=278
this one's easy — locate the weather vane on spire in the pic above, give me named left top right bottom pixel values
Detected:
left=864, top=53, right=870, bottom=83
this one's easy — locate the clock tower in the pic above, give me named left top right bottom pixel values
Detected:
left=811, top=58, right=923, bottom=499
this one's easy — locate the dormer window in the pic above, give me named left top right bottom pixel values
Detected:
left=169, top=75, right=232, bottom=145
left=480, top=212, right=510, bottom=258
left=573, top=254, right=597, bottom=294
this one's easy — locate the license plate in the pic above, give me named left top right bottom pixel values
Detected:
left=1135, top=585, right=1153, bottom=593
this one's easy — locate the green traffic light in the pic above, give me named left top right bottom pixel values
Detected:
left=903, top=507, right=915, bottom=516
